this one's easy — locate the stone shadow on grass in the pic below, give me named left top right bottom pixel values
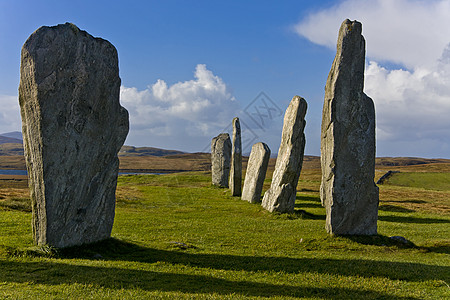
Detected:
left=294, top=195, right=324, bottom=212
left=394, top=199, right=427, bottom=204
left=291, top=209, right=325, bottom=220
left=47, top=238, right=449, bottom=283
left=295, top=195, right=322, bottom=209
left=295, top=202, right=323, bottom=209
left=378, top=215, right=450, bottom=224
left=378, top=204, right=415, bottom=213
left=342, top=235, right=416, bottom=248
left=422, top=242, right=450, bottom=254
left=0, top=259, right=419, bottom=299
left=296, top=195, right=321, bottom=202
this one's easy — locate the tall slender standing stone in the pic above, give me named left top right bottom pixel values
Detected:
left=320, top=19, right=379, bottom=235
left=229, top=117, right=242, bottom=196
left=241, top=142, right=271, bottom=203
left=211, top=133, right=231, bottom=187
left=19, top=23, right=129, bottom=248
left=262, top=96, right=307, bottom=213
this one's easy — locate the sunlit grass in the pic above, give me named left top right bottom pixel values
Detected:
left=385, top=172, right=450, bottom=191
left=0, top=170, right=449, bottom=299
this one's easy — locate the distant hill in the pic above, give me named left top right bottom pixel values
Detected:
left=119, top=145, right=185, bottom=157
left=376, top=157, right=450, bottom=166
left=0, top=131, right=23, bottom=145
left=0, top=131, right=23, bottom=140
left=0, top=141, right=185, bottom=157
left=0, top=143, right=24, bottom=156
left=0, top=136, right=22, bottom=145
left=290, top=156, right=450, bottom=168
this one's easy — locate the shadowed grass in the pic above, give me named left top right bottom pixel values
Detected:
left=2, top=237, right=446, bottom=299
left=0, top=259, right=424, bottom=299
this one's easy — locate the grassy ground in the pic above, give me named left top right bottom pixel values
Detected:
left=0, top=166, right=449, bottom=299
left=384, top=172, right=450, bottom=191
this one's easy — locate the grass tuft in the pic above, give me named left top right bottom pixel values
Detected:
left=7, top=244, right=59, bottom=258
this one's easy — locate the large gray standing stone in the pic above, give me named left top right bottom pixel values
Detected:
left=241, top=142, right=271, bottom=203
left=262, top=96, right=307, bottom=213
left=19, top=23, right=129, bottom=248
left=320, top=19, right=379, bottom=235
left=229, top=117, right=242, bottom=196
left=211, top=133, right=231, bottom=187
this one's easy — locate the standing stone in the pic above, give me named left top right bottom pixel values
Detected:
left=262, top=96, right=307, bottom=213
left=241, top=142, right=271, bottom=203
left=19, top=23, right=129, bottom=248
left=320, top=19, right=379, bottom=235
left=211, top=133, right=231, bottom=187
left=229, top=117, right=242, bottom=196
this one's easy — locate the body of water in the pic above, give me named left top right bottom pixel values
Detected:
left=0, top=169, right=27, bottom=175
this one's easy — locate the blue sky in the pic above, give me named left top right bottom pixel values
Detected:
left=1, top=0, right=450, bottom=158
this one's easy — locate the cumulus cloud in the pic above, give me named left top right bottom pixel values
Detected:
left=295, top=0, right=450, bottom=69
left=0, top=95, right=21, bottom=134
left=120, top=64, right=239, bottom=151
left=295, top=0, right=450, bottom=157
left=365, top=58, right=450, bottom=138
left=0, top=65, right=237, bottom=152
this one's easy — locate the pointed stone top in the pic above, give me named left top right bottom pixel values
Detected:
left=290, top=95, right=307, bottom=119
left=340, top=19, right=362, bottom=35
left=326, top=19, right=366, bottom=96
left=232, top=117, right=240, bottom=132
left=336, top=19, right=364, bottom=56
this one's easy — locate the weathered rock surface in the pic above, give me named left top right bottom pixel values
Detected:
left=320, top=19, right=379, bottom=235
left=19, top=23, right=129, bottom=248
left=241, top=142, right=271, bottom=203
left=229, top=117, right=242, bottom=196
left=211, top=133, right=231, bottom=187
left=262, top=96, right=307, bottom=213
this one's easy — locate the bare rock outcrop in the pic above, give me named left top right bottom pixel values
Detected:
left=320, top=19, right=379, bottom=235
left=19, top=23, right=129, bottom=248
left=241, top=142, right=270, bottom=203
left=211, top=133, right=231, bottom=187
left=262, top=96, right=307, bottom=213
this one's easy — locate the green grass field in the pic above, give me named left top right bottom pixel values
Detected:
left=0, top=170, right=449, bottom=299
left=385, top=172, right=450, bottom=191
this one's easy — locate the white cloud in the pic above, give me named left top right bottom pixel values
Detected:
left=0, top=65, right=238, bottom=152
left=365, top=59, right=450, bottom=142
left=0, top=95, right=21, bottom=134
left=120, top=64, right=239, bottom=151
left=295, top=0, right=450, bottom=69
left=295, top=0, right=450, bottom=157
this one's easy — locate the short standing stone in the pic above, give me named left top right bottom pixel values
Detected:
left=229, top=117, right=242, bottom=196
left=19, top=23, right=129, bottom=247
left=211, top=133, right=231, bottom=187
left=320, top=19, right=379, bottom=235
left=241, top=142, right=271, bottom=203
left=262, top=96, right=307, bottom=213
